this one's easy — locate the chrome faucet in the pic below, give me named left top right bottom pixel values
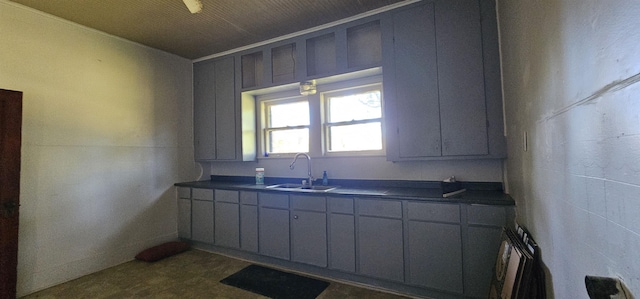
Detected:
left=290, top=153, right=313, bottom=188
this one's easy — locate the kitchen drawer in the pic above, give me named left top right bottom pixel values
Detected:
left=291, top=195, right=326, bottom=212
left=240, top=191, right=258, bottom=205
left=357, top=199, right=402, bottom=218
left=328, top=197, right=354, bottom=214
left=215, top=189, right=239, bottom=203
left=192, top=188, right=213, bottom=201
left=259, top=193, right=289, bottom=209
left=177, top=187, right=191, bottom=199
left=407, top=202, right=460, bottom=223
left=467, top=205, right=506, bottom=226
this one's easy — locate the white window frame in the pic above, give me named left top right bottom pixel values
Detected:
left=321, top=83, right=384, bottom=156
left=254, top=72, right=384, bottom=159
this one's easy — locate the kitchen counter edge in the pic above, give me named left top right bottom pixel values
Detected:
left=174, top=179, right=514, bottom=206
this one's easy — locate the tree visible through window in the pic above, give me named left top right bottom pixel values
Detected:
left=324, top=85, right=382, bottom=152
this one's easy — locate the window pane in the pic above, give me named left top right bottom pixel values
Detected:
left=328, top=123, right=382, bottom=151
left=328, top=90, right=381, bottom=123
left=269, top=101, right=309, bottom=127
left=269, top=128, right=309, bottom=153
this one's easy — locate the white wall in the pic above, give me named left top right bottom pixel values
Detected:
left=499, top=0, right=640, bottom=297
left=209, top=157, right=504, bottom=182
left=0, top=1, right=198, bottom=296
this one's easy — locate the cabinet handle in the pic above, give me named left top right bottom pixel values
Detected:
left=293, top=215, right=298, bottom=219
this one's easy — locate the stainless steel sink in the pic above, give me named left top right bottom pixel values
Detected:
left=266, top=184, right=339, bottom=192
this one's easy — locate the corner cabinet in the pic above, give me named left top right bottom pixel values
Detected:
left=383, top=0, right=506, bottom=160
left=193, top=56, right=238, bottom=161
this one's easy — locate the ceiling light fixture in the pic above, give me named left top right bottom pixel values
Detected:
left=182, top=0, right=203, bottom=14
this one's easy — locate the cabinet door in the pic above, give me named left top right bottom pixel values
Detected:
left=329, top=213, right=355, bottom=272
left=240, top=204, right=258, bottom=252
left=408, top=221, right=463, bottom=293
left=177, top=198, right=191, bottom=239
left=291, top=210, right=327, bottom=267
left=259, top=207, right=290, bottom=260
left=191, top=199, right=214, bottom=244
left=193, top=56, right=236, bottom=161
left=390, top=3, right=441, bottom=158
left=464, top=226, right=502, bottom=297
left=215, top=201, right=240, bottom=248
left=358, top=216, right=404, bottom=282
left=193, top=60, right=216, bottom=161
left=435, top=0, right=488, bottom=156
left=214, top=56, right=237, bottom=160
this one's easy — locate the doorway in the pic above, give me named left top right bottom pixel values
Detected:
left=0, top=89, right=22, bottom=298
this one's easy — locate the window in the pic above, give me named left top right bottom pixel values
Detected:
left=323, top=85, right=382, bottom=152
left=256, top=72, right=383, bottom=157
left=263, top=97, right=309, bottom=154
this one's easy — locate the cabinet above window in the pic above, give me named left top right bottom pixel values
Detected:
left=239, top=18, right=383, bottom=92
left=193, top=0, right=506, bottom=163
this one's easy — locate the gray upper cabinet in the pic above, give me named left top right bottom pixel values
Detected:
left=384, top=0, right=506, bottom=160
left=436, top=0, right=487, bottom=156
left=385, top=2, right=441, bottom=158
left=193, top=56, right=237, bottom=161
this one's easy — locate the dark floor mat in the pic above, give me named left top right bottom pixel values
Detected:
left=220, top=264, right=330, bottom=299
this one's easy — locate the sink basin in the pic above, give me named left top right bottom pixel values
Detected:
left=266, top=184, right=339, bottom=192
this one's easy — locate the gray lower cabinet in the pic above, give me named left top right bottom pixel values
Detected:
left=191, top=188, right=214, bottom=244
left=177, top=187, right=191, bottom=239
left=406, top=202, right=463, bottom=293
left=176, top=186, right=511, bottom=298
left=464, top=205, right=508, bottom=298
left=258, top=193, right=290, bottom=260
left=214, top=190, right=240, bottom=249
left=240, top=191, right=258, bottom=252
left=191, top=199, right=214, bottom=244
left=177, top=198, right=191, bottom=239
left=357, top=199, right=404, bottom=282
left=290, top=195, right=327, bottom=267
left=328, top=197, right=355, bottom=273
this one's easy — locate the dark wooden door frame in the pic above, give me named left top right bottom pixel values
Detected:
left=0, top=89, right=22, bottom=299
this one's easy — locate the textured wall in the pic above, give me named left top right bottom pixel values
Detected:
left=0, top=1, right=198, bottom=296
left=498, top=0, right=640, bottom=297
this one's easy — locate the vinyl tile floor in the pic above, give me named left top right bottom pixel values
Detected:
left=21, top=249, right=413, bottom=299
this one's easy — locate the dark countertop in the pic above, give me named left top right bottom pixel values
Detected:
left=175, top=176, right=515, bottom=206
